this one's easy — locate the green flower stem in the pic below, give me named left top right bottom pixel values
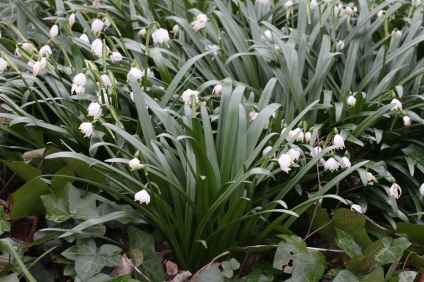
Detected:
left=143, top=21, right=160, bottom=92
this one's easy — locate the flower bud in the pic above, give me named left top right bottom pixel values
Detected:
left=403, top=116, right=411, bottom=126
left=69, top=13, right=76, bottom=28
left=351, top=204, right=363, bottom=213
left=50, top=24, right=59, bottom=38
left=347, top=95, right=356, bottom=107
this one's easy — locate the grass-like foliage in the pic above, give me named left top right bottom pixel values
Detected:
left=0, top=0, right=423, bottom=280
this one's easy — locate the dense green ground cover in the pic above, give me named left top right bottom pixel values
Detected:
left=0, top=0, right=424, bottom=280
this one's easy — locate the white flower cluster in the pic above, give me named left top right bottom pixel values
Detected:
left=190, top=14, right=208, bottom=32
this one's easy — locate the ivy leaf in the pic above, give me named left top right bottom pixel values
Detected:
left=332, top=208, right=372, bottom=246
left=371, top=237, right=411, bottom=268
left=41, top=183, right=98, bottom=223
left=332, top=270, right=359, bottom=282
left=335, top=228, right=363, bottom=258
left=198, top=263, right=225, bottom=282
left=273, top=235, right=326, bottom=282
left=127, top=226, right=165, bottom=282
left=61, top=239, right=122, bottom=281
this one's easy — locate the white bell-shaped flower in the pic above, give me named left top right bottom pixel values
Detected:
left=87, top=102, right=102, bottom=119
left=390, top=98, right=402, bottom=111
left=134, top=190, right=150, bottom=204
left=389, top=183, right=402, bottom=199
left=182, top=89, right=199, bottom=105
left=91, top=19, right=104, bottom=34
left=0, top=58, right=8, bottom=74
left=213, top=84, right=223, bottom=95
left=79, top=122, right=93, bottom=137
left=333, top=134, right=345, bottom=149
left=79, top=34, right=90, bottom=43
left=109, top=51, right=122, bottom=62
left=152, top=28, right=170, bottom=45
left=324, top=158, right=339, bottom=171
left=39, top=45, right=52, bottom=57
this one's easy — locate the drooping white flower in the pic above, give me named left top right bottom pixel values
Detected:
left=336, top=40, right=345, bottom=51
left=138, top=28, right=147, bottom=37
left=403, top=116, right=411, bottom=126
left=79, top=122, right=93, bottom=137
left=391, top=29, right=402, bottom=38
left=22, top=43, right=37, bottom=53
left=351, top=204, right=363, bottom=213
left=171, top=25, right=179, bottom=37
left=92, top=0, right=100, bottom=8
left=27, top=61, right=34, bottom=68
left=109, top=51, right=123, bottom=62
left=32, top=58, right=46, bottom=76
left=333, top=134, right=345, bottom=149
left=91, top=39, right=102, bottom=52
left=377, top=10, right=385, bottom=18
left=213, top=84, right=223, bottom=96
left=324, top=157, right=339, bottom=171
left=103, top=18, right=111, bottom=29
left=389, top=183, right=402, bottom=199
left=413, top=0, right=422, bottom=7
left=50, top=25, right=59, bottom=38
left=152, top=28, right=170, bottom=45
left=278, top=154, right=293, bottom=173
left=345, top=6, right=355, bottom=16
left=367, top=172, right=377, bottom=183
left=39, top=45, right=52, bottom=57
left=14, top=48, right=21, bottom=57
left=93, top=42, right=109, bottom=58
left=71, top=73, right=87, bottom=95
left=309, top=0, right=318, bottom=10
left=286, top=128, right=304, bottom=142
left=87, top=102, right=102, bottom=119
left=0, top=58, right=8, bottom=74
left=205, top=45, right=219, bottom=56
left=305, top=131, right=311, bottom=142
left=182, top=89, right=199, bottom=105
left=262, top=146, right=272, bottom=156
left=127, top=67, right=144, bottom=80
left=340, top=156, right=351, bottom=168
left=79, top=34, right=90, bottom=43
left=312, top=146, right=322, bottom=156
left=263, top=30, right=272, bottom=40
left=249, top=111, right=259, bottom=121
left=91, top=19, right=104, bottom=34
left=69, top=13, right=76, bottom=28
left=190, top=14, right=208, bottom=32
left=134, top=190, right=150, bottom=204
left=390, top=98, right=402, bottom=111
left=334, top=4, right=345, bottom=16
left=287, top=148, right=301, bottom=161
left=347, top=95, right=356, bottom=107
left=420, top=183, right=424, bottom=196
left=284, top=0, right=293, bottom=8
left=32, top=61, right=42, bottom=76
left=101, top=74, right=112, bottom=88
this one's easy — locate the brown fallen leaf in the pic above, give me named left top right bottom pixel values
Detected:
left=166, top=260, right=179, bottom=276
left=110, top=254, right=134, bottom=277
